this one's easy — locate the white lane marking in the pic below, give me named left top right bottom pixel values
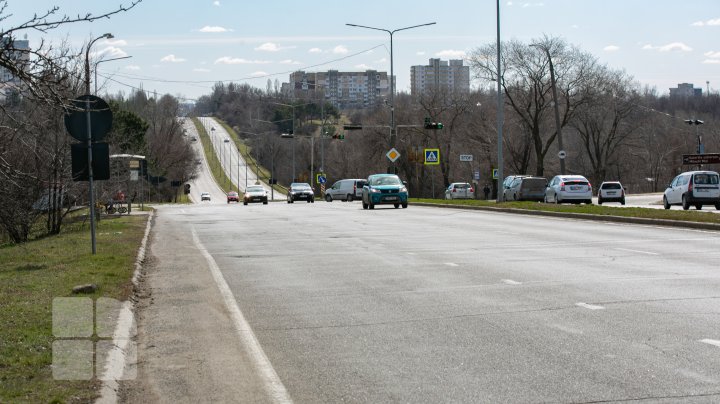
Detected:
left=191, top=228, right=292, bottom=404
left=615, top=248, right=659, bottom=256
left=444, top=262, right=459, bottom=267
left=406, top=252, right=416, bottom=255
left=576, top=302, right=605, bottom=310
left=700, top=339, right=720, bottom=348
left=502, top=279, right=522, bottom=285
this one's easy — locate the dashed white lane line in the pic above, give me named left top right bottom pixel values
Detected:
left=700, top=339, right=720, bottom=348
left=502, top=279, right=522, bottom=285
left=444, top=262, right=459, bottom=267
left=615, top=248, right=659, bottom=255
left=191, top=227, right=292, bottom=404
left=576, top=302, right=605, bottom=310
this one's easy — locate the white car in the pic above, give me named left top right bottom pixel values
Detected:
left=544, top=175, right=593, bottom=204
left=663, top=170, right=720, bottom=210
left=243, top=185, right=269, bottom=205
left=445, top=182, right=474, bottom=199
left=597, top=181, right=625, bottom=205
left=200, top=192, right=211, bottom=201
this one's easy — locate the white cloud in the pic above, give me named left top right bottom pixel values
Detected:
left=375, top=57, right=387, bottom=63
left=642, top=42, right=692, bottom=52
left=125, top=65, right=140, bottom=71
left=255, top=42, right=281, bottom=52
left=521, top=2, right=544, bottom=7
left=199, top=26, right=231, bottom=33
left=161, top=54, right=186, bottom=63
left=193, top=68, right=211, bottom=72
left=105, top=39, right=127, bottom=46
left=279, top=59, right=302, bottom=65
left=96, top=46, right=128, bottom=58
left=332, top=45, right=348, bottom=54
left=214, top=56, right=270, bottom=64
left=603, top=45, right=620, bottom=52
left=251, top=71, right=268, bottom=77
left=704, top=50, right=720, bottom=58
left=416, top=51, right=426, bottom=56
left=308, top=47, right=322, bottom=53
left=354, top=64, right=372, bottom=70
left=213, top=1, right=220, bottom=5
left=691, top=17, right=720, bottom=27
left=703, top=59, right=720, bottom=64
left=436, top=49, right=466, bottom=58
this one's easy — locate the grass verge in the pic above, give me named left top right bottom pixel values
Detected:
left=0, top=214, right=149, bottom=403
left=191, top=117, right=238, bottom=193
left=411, top=198, right=720, bottom=225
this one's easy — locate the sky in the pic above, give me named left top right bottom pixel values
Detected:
left=2, top=0, right=719, bottom=102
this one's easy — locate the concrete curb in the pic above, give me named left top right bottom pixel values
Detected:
left=414, top=202, right=720, bottom=232
left=96, top=210, right=155, bottom=404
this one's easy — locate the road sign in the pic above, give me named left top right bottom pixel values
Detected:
left=71, top=142, right=110, bottom=181
left=317, top=173, right=327, bottom=184
left=386, top=148, right=400, bottom=163
left=424, top=148, right=440, bottom=165
left=683, top=153, right=720, bottom=165
left=492, top=168, right=499, bottom=179
left=460, top=154, right=473, bottom=162
left=64, top=95, right=113, bottom=142
left=474, top=170, right=480, bottom=180
left=558, top=150, right=567, bottom=159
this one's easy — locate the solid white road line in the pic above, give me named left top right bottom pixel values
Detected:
left=700, top=339, right=720, bottom=348
left=575, top=302, right=605, bottom=310
left=502, top=279, right=522, bottom=285
left=615, top=248, right=659, bottom=255
left=191, top=227, right=292, bottom=404
left=444, top=262, right=459, bottom=267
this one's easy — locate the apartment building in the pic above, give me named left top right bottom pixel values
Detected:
left=284, top=70, right=390, bottom=109
left=0, top=36, right=30, bottom=102
left=410, top=58, right=470, bottom=96
left=669, top=83, right=702, bottom=98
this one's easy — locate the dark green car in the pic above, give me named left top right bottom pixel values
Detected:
left=362, top=174, right=408, bottom=209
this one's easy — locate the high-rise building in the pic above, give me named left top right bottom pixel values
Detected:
left=0, top=36, right=31, bottom=102
left=410, top=58, right=470, bottom=96
left=284, top=70, right=390, bottom=110
left=669, top=83, right=702, bottom=98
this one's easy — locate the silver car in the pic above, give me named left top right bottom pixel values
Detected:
left=445, top=182, right=474, bottom=199
left=544, top=175, right=593, bottom=204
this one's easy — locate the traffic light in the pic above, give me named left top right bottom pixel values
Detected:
left=424, top=117, right=443, bottom=130
left=332, top=133, right=345, bottom=140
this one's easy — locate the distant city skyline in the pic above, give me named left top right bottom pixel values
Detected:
left=3, top=1, right=719, bottom=101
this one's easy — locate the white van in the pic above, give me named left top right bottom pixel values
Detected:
left=324, top=179, right=367, bottom=202
left=663, top=170, right=720, bottom=210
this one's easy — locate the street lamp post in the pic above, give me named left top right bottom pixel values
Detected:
left=94, top=55, right=132, bottom=95
left=495, top=0, right=504, bottom=202
left=685, top=119, right=705, bottom=169
left=84, top=32, right=113, bottom=254
left=530, top=42, right=566, bottom=175
left=346, top=21, right=436, bottom=173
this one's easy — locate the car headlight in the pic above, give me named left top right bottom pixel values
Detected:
left=400, top=186, right=407, bottom=193
left=370, top=187, right=381, bottom=193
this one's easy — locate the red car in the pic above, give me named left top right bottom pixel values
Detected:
left=227, top=191, right=239, bottom=203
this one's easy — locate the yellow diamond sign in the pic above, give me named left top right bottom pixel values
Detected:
left=386, top=148, right=400, bottom=163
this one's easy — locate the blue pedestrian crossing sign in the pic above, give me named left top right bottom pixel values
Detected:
left=492, top=168, right=499, bottom=179
left=424, top=148, right=440, bottom=165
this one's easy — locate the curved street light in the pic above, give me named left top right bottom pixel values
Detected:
left=95, top=55, right=132, bottom=94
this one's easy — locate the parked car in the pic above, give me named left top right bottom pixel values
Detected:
left=200, top=192, right=211, bottom=201
left=663, top=170, right=720, bottom=210
left=501, top=175, right=528, bottom=201
left=243, top=185, right=268, bottom=205
left=224, top=138, right=230, bottom=143
left=362, top=174, right=408, bottom=209
left=544, top=175, right=593, bottom=204
left=597, top=181, right=625, bottom=205
left=445, top=182, right=474, bottom=199
left=227, top=191, right=239, bottom=203
left=505, top=176, right=547, bottom=201
left=287, top=183, right=314, bottom=203
left=325, top=179, right=367, bottom=202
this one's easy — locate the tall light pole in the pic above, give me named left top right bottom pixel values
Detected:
left=84, top=32, right=112, bottom=254
left=531, top=42, right=566, bottom=175
left=94, top=55, right=132, bottom=94
left=346, top=21, right=436, bottom=173
left=495, top=0, right=504, bottom=202
left=685, top=119, right=705, bottom=169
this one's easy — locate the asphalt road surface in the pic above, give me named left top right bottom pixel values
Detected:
left=124, top=199, right=720, bottom=403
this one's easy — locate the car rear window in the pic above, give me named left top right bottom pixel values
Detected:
left=564, top=180, right=588, bottom=185
left=694, top=174, right=719, bottom=185
left=455, top=184, right=469, bottom=189
left=602, top=183, right=622, bottom=189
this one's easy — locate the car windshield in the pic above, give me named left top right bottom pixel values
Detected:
left=247, top=186, right=264, bottom=192
left=292, top=184, right=311, bottom=191
left=369, top=176, right=401, bottom=186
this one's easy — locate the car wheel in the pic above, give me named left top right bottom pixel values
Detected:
left=695, top=204, right=702, bottom=210
left=369, top=203, right=375, bottom=210
left=263, top=200, right=268, bottom=205
left=586, top=200, right=592, bottom=205
left=555, top=195, right=561, bottom=204
left=663, top=196, right=671, bottom=210
left=362, top=201, right=368, bottom=209
left=347, top=194, right=353, bottom=202
left=402, top=203, right=408, bottom=208
left=715, top=203, right=720, bottom=210
left=597, top=198, right=603, bottom=205
left=243, top=202, right=248, bottom=206
left=682, top=195, right=690, bottom=210
left=325, top=194, right=332, bottom=202
left=311, top=199, right=314, bottom=203
left=620, top=198, right=625, bottom=205
left=544, top=195, right=549, bottom=203
left=394, top=203, right=399, bottom=208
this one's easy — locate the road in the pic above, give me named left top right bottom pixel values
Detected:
left=124, top=199, right=720, bottom=403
